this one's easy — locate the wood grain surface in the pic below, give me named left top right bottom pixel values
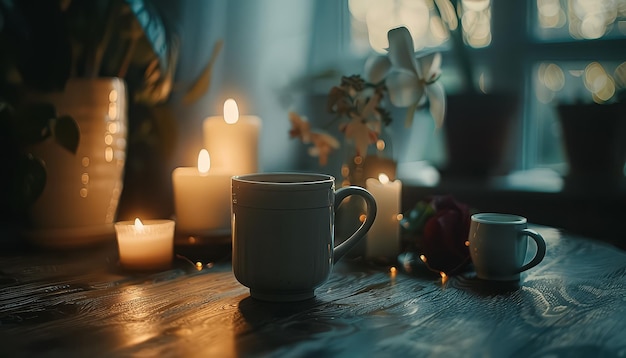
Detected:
left=1, top=227, right=626, bottom=357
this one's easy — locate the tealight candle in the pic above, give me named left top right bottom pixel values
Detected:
left=203, top=98, right=261, bottom=175
left=172, top=149, right=231, bottom=234
left=365, top=173, right=402, bottom=260
left=114, top=218, right=175, bottom=271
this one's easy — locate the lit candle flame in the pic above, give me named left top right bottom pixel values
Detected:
left=134, top=218, right=144, bottom=232
left=198, top=149, right=211, bottom=174
left=223, top=98, right=239, bottom=124
left=378, top=173, right=390, bottom=184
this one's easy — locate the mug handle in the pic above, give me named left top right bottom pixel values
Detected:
left=333, top=186, right=377, bottom=263
left=516, top=228, right=547, bottom=273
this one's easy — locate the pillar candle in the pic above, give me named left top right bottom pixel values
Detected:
left=365, top=174, right=402, bottom=260
left=203, top=99, right=261, bottom=175
left=172, top=149, right=231, bottom=235
left=114, top=218, right=175, bottom=271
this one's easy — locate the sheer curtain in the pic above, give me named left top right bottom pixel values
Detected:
left=161, top=0, right=324, bottom=171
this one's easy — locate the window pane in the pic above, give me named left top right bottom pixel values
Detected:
left=529, top=60, right=626, bottom=169
left=533, top=0, right=626, bottom=41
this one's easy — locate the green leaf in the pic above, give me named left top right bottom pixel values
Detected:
left=124, top=0, right=179, bottom=104
left=183, top=39, right=223, bottom=105
left=125, top=0, right=170, bottom=74
left=12, top=153, right=47, bottom=209
left=14, top=102, right=56, bottom=145
left=400, top=200, right=436, bottom=234
left=53, top=115, right=80, bottom=154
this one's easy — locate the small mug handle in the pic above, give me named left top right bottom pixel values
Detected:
left=516, top=228, right=547, bottom=273
left=333, top=186, right=377, bottom=263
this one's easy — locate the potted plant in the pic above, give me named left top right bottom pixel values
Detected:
left=0, top=98, right=79, bottom=227
left=288, top=29, right=448, bottom=256
left=555, top=63, right=626, bottom=191
left=0, top=0, right=84, bottom=239
left=0, top=0, right=219, bottom=247
left=434, top=0, right=519, bottom=179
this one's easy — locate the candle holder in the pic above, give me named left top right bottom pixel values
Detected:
left=114, top=219, right=175, bottom=271
left=174, top=230, right=232, bottom=264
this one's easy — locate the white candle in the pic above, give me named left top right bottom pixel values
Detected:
left=114, top=218, right=175, bottom=270
left=365, top=174, right=402, bottom=260
left=203, top=99, right=261, bottom=175
left=172, top=149, right=231, bottom=234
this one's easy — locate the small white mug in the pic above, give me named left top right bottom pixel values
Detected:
left=231, top=173, right=377, bottom=302
left=468, top=213, right=546, bottom=281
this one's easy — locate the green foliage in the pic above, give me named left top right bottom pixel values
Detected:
left=0, top=98, right=78, bottom=213
left=53, top=115, right=80, bottom=154
left=0, top=0, right=179, bottom=215
left=11, top=153, right=46, bottom=211
left=0, top=0, right=220, bottom=220
left=13, top=102, right=57, bottom=145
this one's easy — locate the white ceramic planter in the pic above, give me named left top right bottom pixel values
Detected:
left=27, top=78, right=127, bottom=248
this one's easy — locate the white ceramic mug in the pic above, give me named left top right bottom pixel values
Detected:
left=231, top=173, right=377, bottom=302
left=468, top=213, right=546, bottom=281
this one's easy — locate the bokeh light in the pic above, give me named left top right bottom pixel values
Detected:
left=537, top=0, right=626, bottom=39
left=348, top=0, right=493, bottom=53
left=535, top=61, right=619, bottom=104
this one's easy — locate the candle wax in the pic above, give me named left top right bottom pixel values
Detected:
left=172, top=167, right=231, bottom=234
left=203, top=115, right=261, bottom=175
left=365, top=177, right=402, bottom=260
left=115, top=219, right=175, bottom=271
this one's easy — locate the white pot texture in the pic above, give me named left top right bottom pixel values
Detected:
left=27, top=78, right=127, bottom=247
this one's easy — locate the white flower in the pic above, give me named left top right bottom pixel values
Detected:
left=364, top=26, right=446, bottom=128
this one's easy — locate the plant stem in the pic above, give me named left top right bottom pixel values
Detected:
left=449, top=20, right=477, bottom=94
left=88, top=0, right=122, bottom=78
left=434, top=0, right=477, bottom=94
left=117, top=30, right=140, bottom=78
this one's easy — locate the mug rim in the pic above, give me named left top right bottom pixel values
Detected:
left=471, top=213, right=527, bottom=225
left=232, top=172, right=334, bottom=186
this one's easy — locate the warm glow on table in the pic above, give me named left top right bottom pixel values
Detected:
left=365, top=173, right=402, bottom=260
left=114, top=218, right=175, bottom=271
left=203, top=99, right=261, bottom=175
left=172, top=150, right=231, bottom=234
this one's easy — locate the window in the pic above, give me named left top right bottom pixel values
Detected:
left=528, top=0, right=626, bottom=172
left=341, top=0, right=626, bottom=177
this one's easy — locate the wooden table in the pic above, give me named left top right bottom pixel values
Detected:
left=1, top=226, right=626, bottom=357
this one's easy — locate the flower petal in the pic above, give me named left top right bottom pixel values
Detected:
left=387, top=26, right=419, bottom=74
left=364, top=55, right=391, bottom=84
left=387, top=70, right=424, bottom=107
left=311, top=131, right=341, bottom=149
left=288, top=111, right=312, bottom=143
left=417, top=52, right=442, bottom=82
left=426, top=81, right=446, bottom=128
